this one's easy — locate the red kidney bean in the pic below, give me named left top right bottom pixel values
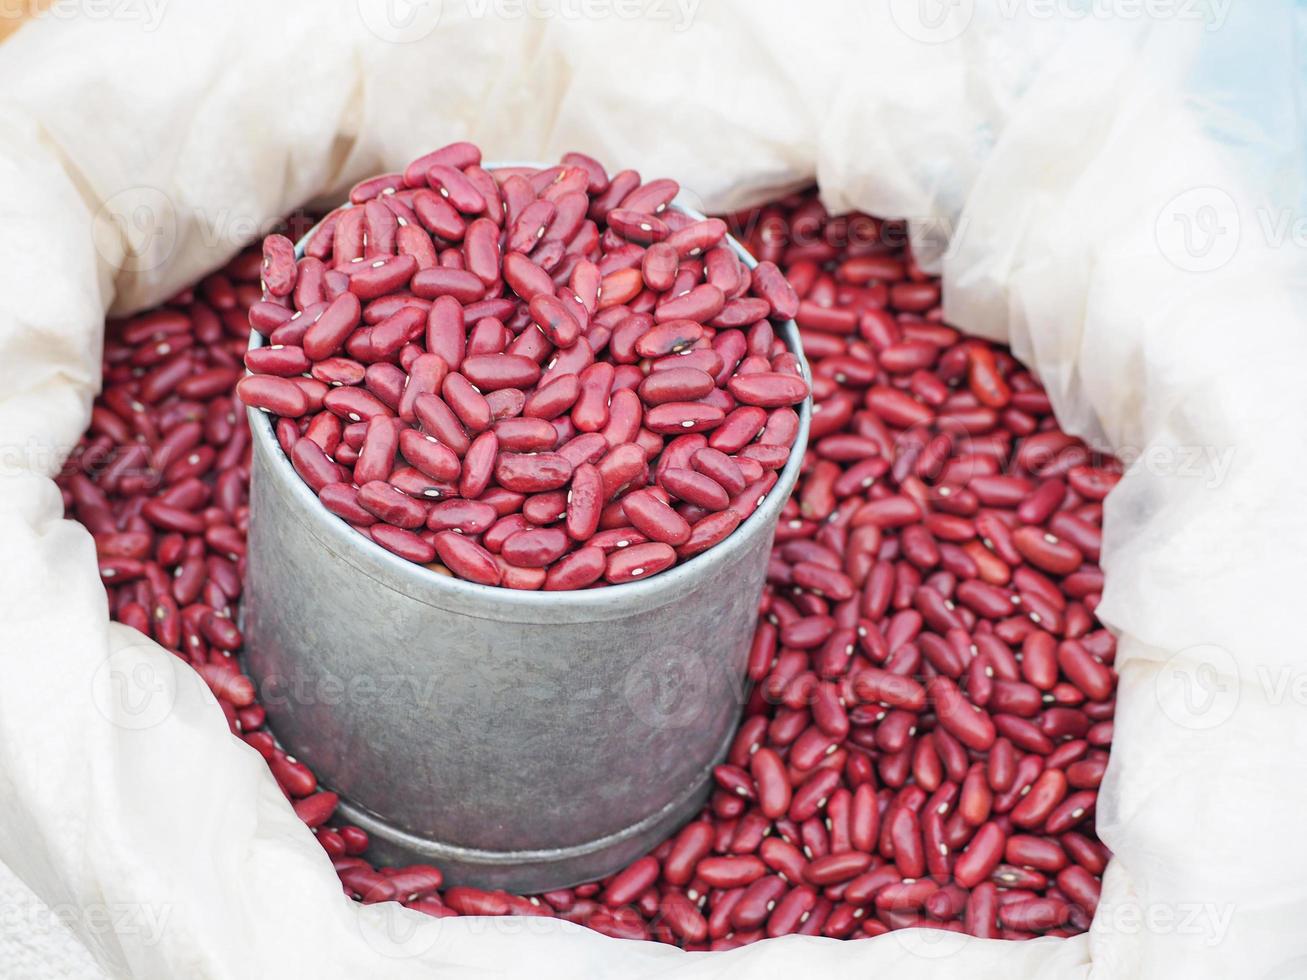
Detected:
left=1056, top=865, right=1101, bottom=915
left=638, top=368, right=715, bottom=406
left=963, top=882, right=1000, bottom=938
left=1000, top=897, right=1069, bottom=932
left=318, top=483, right=375, bottom=526
left=425, top=499, right=497, bottom=535
left=929, top=675, right=997, bottom=750
left=1043, top=791, right=1096, bottom=834
left=323, top=386, right=393, bottom=424
left=523, top=375, right=580, bottom=421
left=431, top=531, right=499, bottom=585
left=806, top=852, right=872, bottom=887
left=602, top=856, right=660, bottom=907
left=727, top=372, right=809, bottom=408
left=640, top=401, right=720, bottom=435
left=398, top=427, right=461, bottom=482
left=764, top=885, right=817, bottom=938
left=495, top=452, right=573, bottom=493
left=501, top=527, right=570, bottom=568
left=596, top=442, right=646, bottom=499
left=440, top=373, right=490, bottom=434
left=698, top=856, right=767, bottom=890
left=372, top=523, right=439, bottom=563
left=353, top=417, right=399, bottom=485
left=458, top=431, right=497, bottom=500
left=678, top=510, right=741, bottom=559
left=245, top=343, right=311, bottom=377
left=663, top=822, right=713, bottom=886
left=1010, top=770, right=1069, bottom=829
left=1006, top=834, right=1068, bottom=872
left=490, top=417, right=553, bottom=452
left=1066, top=756, right=1107, bottom=790
left=729, top=875, right=787, bottom=930
left=237, top=375, right=310, bottom=417
left=558, top=462, right=601, bottom=540
left=522, top=490, right=568, bottom=525
left=849, top=668, right=926, bottom=711
left=605, top=542, right=676, bottom=584
left=530, top=294, right=582, bottom=348
left=621, top=489, right=691, bottom=546
left=1057, top=639, right=1115, bottom=701
left=543, top=546, right=606, bottom=590
left=689, top=448, right=745, bottom=496
left=289, top=439, right=344, bottom=494
left=748, top=747, right=790, bottom=819
left=953, top=822, right=1006, bottom=888
left=357, top=480, right=426, bottom=529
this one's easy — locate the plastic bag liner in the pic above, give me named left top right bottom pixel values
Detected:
left=1, top=2, right=1305, bottom=977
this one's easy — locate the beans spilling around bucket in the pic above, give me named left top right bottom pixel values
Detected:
left=239, top=145, right=810, bottom=589
left=63, top=169, right=1118, bottom=945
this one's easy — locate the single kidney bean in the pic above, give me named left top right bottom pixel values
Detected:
left=658, top=468, right=729, bottom=511
left=747, top=747, right=790, bottom=819
left=459, top=431, right=498, bottom=500
left=290, top=439, right=344, bottom=493
left=426, top=499, right=497, bottom=535
left=999, top=897, right=1069, bottom=932
left=501, top=527, right=570, bottom=568
left=354, top=418, right=399, bottom=485
left=432, top=531, right=500, bottom=585
left=494, top=452, right=573, bottom=493
left=677, top=511, right=741, bottom=559
left=605, top=542, right=676, bottom=584
left=398, top=428, right=461, bottom=482
left=727, top=372, right=810, bottom=408
left=459, top=354, right=541, bottom=392
left=357, top=481, right=426, bottom=529
left=323, top=386, right=393, bottom=424
left=638, top=368, right=715, bottom=406
left=318, top=484, right=375, bottom=526
left=697, top=856, right=767, bottom=890
left=237, top=375, right=310, bottom=417
left=562, top=462, right=602, bottom=541
left=621, top=489, right=692, bottom=546
left=1010, top=770, right=1069, bottom=829
left=929, top=676, right=997, bottom=750
left=544, top=547, right=606, bottom=590
left=1056, top=865, right=1101, bottom=915
left=644, top=402, right=724, bottom=434
left=442, top=373, right=491, bottom=433
left=730, top=875, right=788, bottom=930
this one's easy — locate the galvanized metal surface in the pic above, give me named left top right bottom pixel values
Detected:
left=243, top=177, right=811, bottom=892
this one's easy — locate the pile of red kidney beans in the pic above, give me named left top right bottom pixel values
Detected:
left=61, top=148, right=1118, bottom=947
left=240, top=145, right=808, bottom=588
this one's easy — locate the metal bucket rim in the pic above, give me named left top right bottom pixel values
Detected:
left=245, top=161, right=811, bottom=621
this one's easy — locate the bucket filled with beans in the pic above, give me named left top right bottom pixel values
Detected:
left=68, top=143, right=1118, bottom=944
left=236, top=145, right=813, bottom=890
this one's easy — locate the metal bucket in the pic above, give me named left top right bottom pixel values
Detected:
left=242, top=175, right=810, bottom=893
